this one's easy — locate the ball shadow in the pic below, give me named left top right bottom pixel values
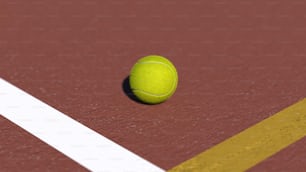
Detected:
left=122, top=76, right=147, bottom=104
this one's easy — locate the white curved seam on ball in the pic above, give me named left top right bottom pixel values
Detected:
left=132, top=89, right=170, bottom=97
left=134, top=61, right=178, bottom=97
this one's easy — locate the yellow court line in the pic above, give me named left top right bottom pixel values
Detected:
left=168, top=98, right=306, bottom=172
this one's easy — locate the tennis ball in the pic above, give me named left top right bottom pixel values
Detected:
left=129, top=55, right=178, bottom=104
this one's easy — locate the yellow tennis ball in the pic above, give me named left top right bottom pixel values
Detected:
left=129, top=55, right=178, bottom=104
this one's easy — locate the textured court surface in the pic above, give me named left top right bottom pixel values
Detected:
left=1, top=0, right=306, bottom=171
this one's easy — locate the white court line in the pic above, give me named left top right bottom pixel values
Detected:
left=0, top=78, right=164, bottom=172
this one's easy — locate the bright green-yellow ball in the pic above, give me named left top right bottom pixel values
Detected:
left=129, top=55, right=178, bottom=104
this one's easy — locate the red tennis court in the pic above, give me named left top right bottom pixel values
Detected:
left=1, top=1, right=306, bottom=171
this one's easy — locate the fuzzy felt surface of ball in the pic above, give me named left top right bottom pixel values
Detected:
left=129, top=55, right=178, bottom=104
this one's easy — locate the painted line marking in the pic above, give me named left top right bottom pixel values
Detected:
left=0, top=78, right=164, bottom=172
left=168, top=98, right=306, bottom=172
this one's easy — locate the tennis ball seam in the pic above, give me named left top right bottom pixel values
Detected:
left=132, top=89, right=170, bottom=97
left=131, top=61, right=178, bottom=97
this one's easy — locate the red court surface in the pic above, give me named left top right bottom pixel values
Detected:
left=1, top=0, right=306, bottom=171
